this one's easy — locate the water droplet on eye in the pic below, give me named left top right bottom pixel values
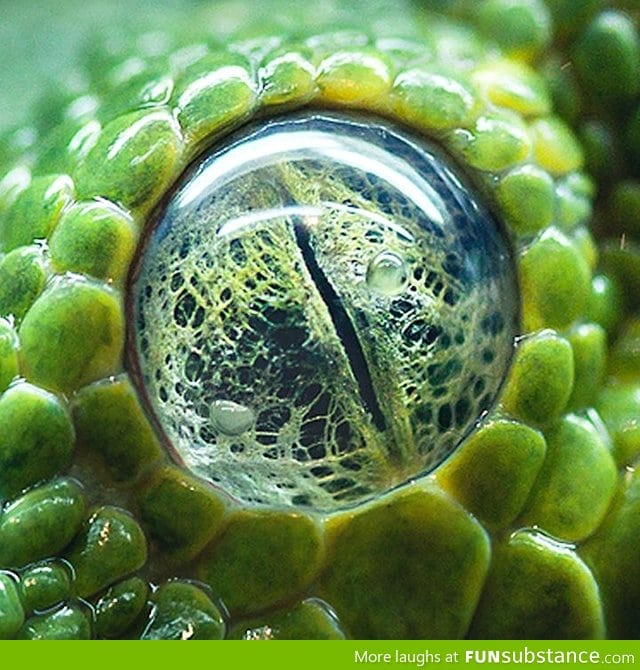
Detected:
left=366, top=250, right=408, bottom=296
left=210, top=399, right=255, bottom=436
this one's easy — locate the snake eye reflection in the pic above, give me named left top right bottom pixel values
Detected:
left=127, top=112, right=518, bottom=511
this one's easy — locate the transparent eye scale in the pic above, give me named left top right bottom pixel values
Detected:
left=127, top=112, right=519, bottom=512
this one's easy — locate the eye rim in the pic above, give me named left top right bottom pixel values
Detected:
left=125, top=109, right=520, bottom=511
left=0, top=18, right=608, bottom=637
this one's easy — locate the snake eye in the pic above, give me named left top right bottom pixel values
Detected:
left=127, top=112, right=518, bottom=511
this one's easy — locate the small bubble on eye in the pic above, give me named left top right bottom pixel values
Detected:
left=210, top=399, right=255, bottom=437
left=366, top=250, right=409, bottom=296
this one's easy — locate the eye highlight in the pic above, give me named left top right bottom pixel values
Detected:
left=127, top=112, right=518, bottom=510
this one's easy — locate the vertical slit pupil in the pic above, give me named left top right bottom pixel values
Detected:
left=292, top=216, right=387, bottom=432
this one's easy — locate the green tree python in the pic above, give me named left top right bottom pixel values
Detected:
left=0, top=0, right=638, bottom=640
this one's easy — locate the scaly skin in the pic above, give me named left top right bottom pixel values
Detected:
left=0, top=0, right=638, bottom=640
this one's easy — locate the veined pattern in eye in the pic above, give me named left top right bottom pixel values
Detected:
left=129, top=113, right=518, bottom=510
